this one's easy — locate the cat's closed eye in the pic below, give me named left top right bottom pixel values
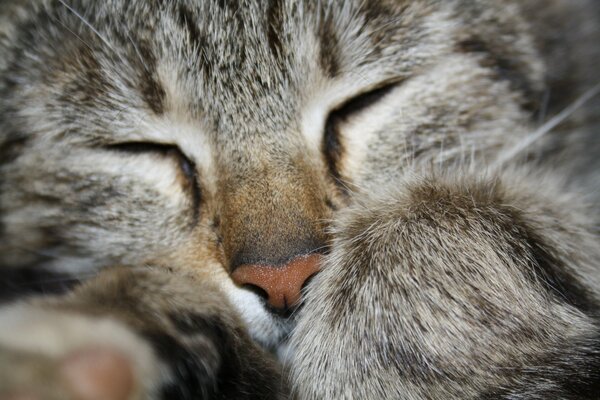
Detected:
left=106, top=142, right=201, bottom=205
left=323, top=82, right=398, bottom=181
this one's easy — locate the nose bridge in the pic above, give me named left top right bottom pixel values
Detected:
left=219, top=160, right=328, bottom=271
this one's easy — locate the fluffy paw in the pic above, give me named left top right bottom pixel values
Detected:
left=0, top=304, right=158, bottom=400
left=290, top=173, right=600, bottom=399
left=0, top=267, right=285, bottom=400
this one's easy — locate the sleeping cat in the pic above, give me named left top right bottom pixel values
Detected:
left=1, top=0, right=599, bottom=398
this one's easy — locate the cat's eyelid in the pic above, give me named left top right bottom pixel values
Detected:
left=104, top=141, right=196, bottom=177
left=105, top=141, right=189, bottom=158
left=332, top=82, right=400, bottom=120
left=327, top=78, right=405, bottom=118
left=300, top=77, right=405, bottom=152
left=320, top=78, right=404, bottom=187
left=104, top=141, right=202, bottom=212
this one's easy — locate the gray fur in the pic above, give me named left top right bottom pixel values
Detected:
left=0, top=0, right=599, bottom=398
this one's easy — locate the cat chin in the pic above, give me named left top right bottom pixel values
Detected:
left=221, top=280, right=292, bottom=350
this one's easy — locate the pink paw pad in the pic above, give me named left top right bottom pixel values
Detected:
left=60, top=347, right=135, bottom=400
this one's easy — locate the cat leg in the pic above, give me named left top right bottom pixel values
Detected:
left=290, top=171, right=600, bottom=399
left=0, top=266, right=285, bottom=400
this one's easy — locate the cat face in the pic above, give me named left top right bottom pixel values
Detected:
left=0, top=0, right=543, bottom=347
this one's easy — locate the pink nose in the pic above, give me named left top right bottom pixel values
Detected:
left=231, top=253, right=321, bottom=310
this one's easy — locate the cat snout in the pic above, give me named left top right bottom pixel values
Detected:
left=231, top=253, right=321, bottom=314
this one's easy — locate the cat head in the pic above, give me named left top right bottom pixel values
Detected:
left=0, top=0, right=546, bottom=347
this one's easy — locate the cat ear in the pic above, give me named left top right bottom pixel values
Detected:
left=60, top=347, right=134, bottom=400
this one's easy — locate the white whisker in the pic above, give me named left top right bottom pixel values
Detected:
left=492, top=82, right=600, bottom=171
left=57, top=0, right=124, bottom=63
left=126, top=30, right=150, bottom=72
left=48, top=14, right=95, bottom=53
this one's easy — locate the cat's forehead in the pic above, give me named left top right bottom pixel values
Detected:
left=4, top=0, right=448, bottom=152
left=159, top=1, right=422, bottom=111
left=145, top=0, right=440, bottom=137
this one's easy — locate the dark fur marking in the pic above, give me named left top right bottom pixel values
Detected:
left=52, top=44, right=112, bottom=111
left=140, top=77, right=165, bottom=115
left=458, top=38, right=541, bottom=113
left=143, top=332, right=218, bottom=400
left=318, top=15, right=340, bottom=78
left=531, top=246, right=600, bottom=315
left=510, top=214, right=600, bottom=316
left=0, top=267, right=81, bottom=304
left=411, top=186, right=600, bottom=316
left=480, top=334, right=600, bottom=399
left=323, top=112, right=344, bottom=184
left=176, top=4, right=204, bottom=51
left=361, top=0, right=396, bottom=24
left=147, top=314, right=281, bottom=400
left=169, top=312, right=226, bottom=337
left=216, top=0, right=236, bottom=11
left=266, top=0, right=284, bottom=58
left=0, top=135, right=27, bottom=166
left=109, top=27, right=167, bottom=116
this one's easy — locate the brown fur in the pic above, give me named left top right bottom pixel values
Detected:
left=0, top=0, right=599, bottom=398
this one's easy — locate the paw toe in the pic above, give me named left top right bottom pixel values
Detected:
left=61, top=347, right=135, bottom=400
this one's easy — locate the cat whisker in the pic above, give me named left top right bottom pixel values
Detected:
left=332, top=175, right=357, bottom=193
left=306, top=244, right=330, bottom=255
left=57, top=0, right=126, bottom=64
left=48, top=14, right=95, bottom=53
left=125, top=30, right=150, bottom=72
left=491, top=82, right=600, bottom=171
